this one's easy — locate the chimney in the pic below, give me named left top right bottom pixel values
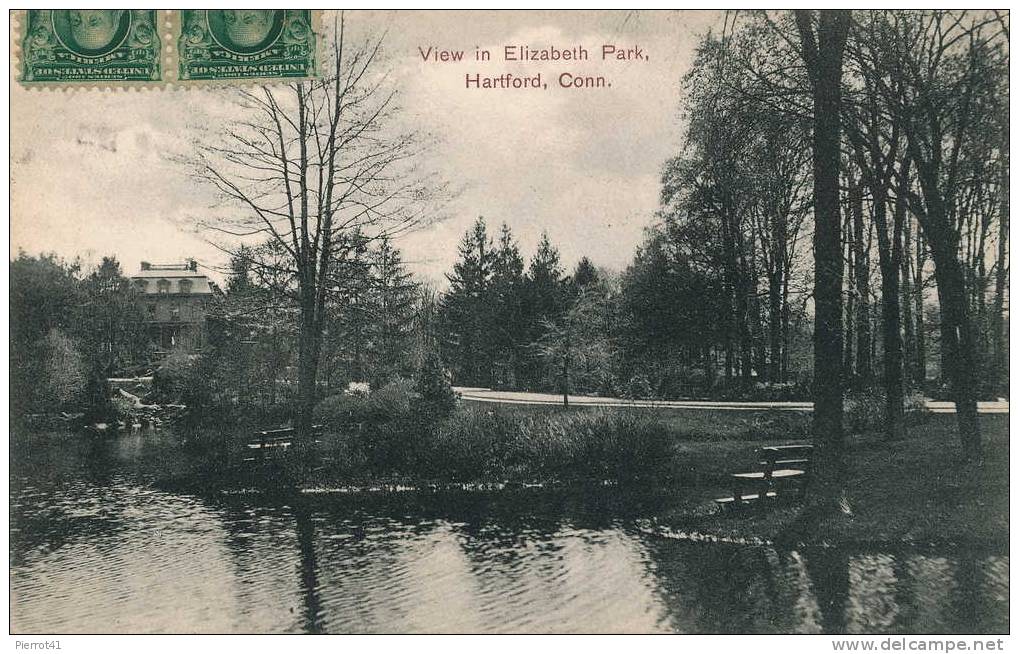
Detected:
left=141, top=261, right=151, bottom=271
left=188, top=259, right=198, bottom=272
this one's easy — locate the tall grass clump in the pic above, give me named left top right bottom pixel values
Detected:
left=425, top=408, right=674, bottom=484
left=518, top=411, right=673, bottom=482
left=425, top=407, right=519, bottom=480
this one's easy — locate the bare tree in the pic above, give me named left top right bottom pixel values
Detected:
left=865, top=10, right=1008, bottom=459
left=193, top=15, right=440, bottom=439
left=533, top=286, right=615, bottom=407
left=844, top=14, right=912, bottom=439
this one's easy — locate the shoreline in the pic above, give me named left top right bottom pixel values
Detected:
left=19, top=409, right=1009, bottom=555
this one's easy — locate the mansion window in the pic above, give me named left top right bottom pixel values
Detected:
left=157, top=279, right=171, bottom=294
left=179, top=279, right=193, bottom=294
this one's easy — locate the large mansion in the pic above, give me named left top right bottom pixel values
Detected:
left=131, top=260, right=216, bottom=353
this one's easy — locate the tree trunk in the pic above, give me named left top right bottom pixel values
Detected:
left=781, top=265, right=792, bottom=381
left=991, top=143, right=1009, bottom=394
left=913, top=223, right=928, bottom=388
left=929, top=237, right=983, bottom=459
left=871, top=173, right=906, bottom=440
left=884, top=165, right=910, bottom=439
left=849, top=121, right=908, bottom=440
left=296, top=282, right=320, bottom=441
left=795, top=9, right=851, bottom=507
left=908, top=148, right=983, bottom=458
left=901, top=213, right=915, bottom=389
left=738, top=275, right=755, bottom=388
left=851, top=179, right=872, bottom=383
left=843, top=207, right=856, bottom=380
left=769, top=270, right=783, bottom=383
left=724, top=336, right=734, bottom=385
left=563, top=328, right=570, bottom=407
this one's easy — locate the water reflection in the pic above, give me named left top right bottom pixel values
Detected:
left=10, top=430, right=1009, bottom=634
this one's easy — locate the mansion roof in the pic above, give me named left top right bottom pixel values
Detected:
left=131, top=261, right=214, bottom=295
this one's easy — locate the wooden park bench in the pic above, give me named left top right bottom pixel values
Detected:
left=243, top=425, right=324, bottom=463
left=715, top=444, right=813, bottom=510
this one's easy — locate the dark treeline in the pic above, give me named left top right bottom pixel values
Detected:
left=8, top=232, right=439, bottom=429
left=435, top=215, right=811, bottom=401
left=437, top=218, right=623, bottom=398
left=436, top=10, right=1008, bottom=464
left=185, top=233, right=436, bottom=426
left=706, top=10, right=1009, bottom=460
left=10, top=253, right=149, bottom=420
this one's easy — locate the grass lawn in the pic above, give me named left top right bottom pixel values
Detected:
left=471, top=401, right=1008, bottom=547
left=657, top=413, right=1009, bottom=548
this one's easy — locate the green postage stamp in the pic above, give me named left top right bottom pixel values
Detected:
left=17, top=10, right=319, bottom=86
left=177, top=10, right=318, bottom=82
left=20, top=10, right=162, bottom=84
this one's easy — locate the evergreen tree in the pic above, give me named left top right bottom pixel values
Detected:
left=225, top=246, right=256, bottom=297
left=439, top=217, right=495, bottom=386
left=210, top=241, right=298, bottom=415
left=77, top=256, right=148, bottom=376
left=489, top=223, right=527, bottom=387
left=324, top=231, right=374, bottom=384
left=370, top=237, right=419, bottom=383
left=525, top=232, right=566, bottom=321
left=620, top=228, right=727, bottom=396
left=570, top=256, right=601, bottom=295
left=522, top=231, right=567, bottom=388
left=413, top=348, right=457, bottom=417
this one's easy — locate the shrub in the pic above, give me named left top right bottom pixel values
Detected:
left=152, top=352, right=202, bottom=403
left=624, top=373, right=654, bottom=400
left=315, top=392, right=371, bottom=427
left=40, top=328, right=86, bottom=410
left=372, top=377, right=415, bottom=418
left=748, top=381, right=803, bottom=402
left=845, top=388, right=884, bottom=432
left=246, top=387, right=296, bottom=427
left=596, top=372, right=620, bottom=398
left=352, top=418, right=431, bottom=475
left=314, top=378, right=422, bottom=474
left=82, top=367, right=117, bottom=424
left=904, top=390, right=930, bottom=421
left=414, top=349, right=457, bottom=417
left=656, top=365, right=708, bottom=399
left=315, top=377, right=415, bottom=428
left=111, top=393, right=137, bottom=419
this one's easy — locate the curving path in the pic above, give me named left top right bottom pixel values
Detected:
left=454, top=387, right=1009, bottom=414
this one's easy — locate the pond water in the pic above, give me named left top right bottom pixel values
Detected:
left=10, top=429, right=1009, bottom=634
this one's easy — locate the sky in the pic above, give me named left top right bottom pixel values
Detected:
left=10, top=10, right=724, bottom=285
